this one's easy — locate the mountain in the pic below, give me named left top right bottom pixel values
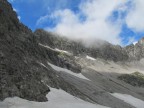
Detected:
left=0, top=0, right=86, bottom=102
left=34, top=29, right=129, bottom=62
left=125, top=38, right=144, bottom=61
left=0, top=0, right=144, bottom=108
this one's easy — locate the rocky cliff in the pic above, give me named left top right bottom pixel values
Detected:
left=0, top=0, right=54, bottom=101
left=125, top=38, right=144, bottom=61
left=0, top=0, right=88, bottom=102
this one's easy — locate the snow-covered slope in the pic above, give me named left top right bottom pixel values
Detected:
left=48, top=62, right=90, bottom=80
left=111, top=93, right=144, bottom=108
left=0, top=88, right=109, bottom=108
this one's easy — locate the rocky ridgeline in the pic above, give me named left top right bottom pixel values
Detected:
left=34, top=29, right=129, bottom=62
left=35, top=29, right=144, bottom=62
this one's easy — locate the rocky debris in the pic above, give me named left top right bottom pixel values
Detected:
left=58, top=69, right=136, bottom=108
left=118, top=72, right=144, bottom=87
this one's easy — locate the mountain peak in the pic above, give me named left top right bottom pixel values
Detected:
left=138, top=37, right=144, bottom=45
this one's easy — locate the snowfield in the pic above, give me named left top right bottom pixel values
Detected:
left=48, top=62, right=90, bottom=80
left=0, top=88, right=109, bottom=108
left=111, top=93, right=144, bottom=108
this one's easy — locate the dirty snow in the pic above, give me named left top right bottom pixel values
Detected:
left=111, top=93, right=144, bottom=108
left=48, top=62, right=90, bottom=80
left=86, top=55, right=96, bottom=61
left=0, top=88, right=109, bottom=108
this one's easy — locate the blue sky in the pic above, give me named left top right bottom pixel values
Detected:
left=8, top=0, right=144, bottom=46
left=8, top=0, right=83, bottom=30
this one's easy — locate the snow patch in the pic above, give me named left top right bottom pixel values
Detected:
left=111, top=93, right=144, bottom=108
left=55, top=48, right=72, bottom=55
left=86, top=55, right=96, bottom=61
left=0, top=88, right=109, bottom=108
left=38, top=62, right=47, bottom=68
left=133, top=41, right=137, bottom=45
left=48, top=62, right=90, bottom=80
left=39, top=44, right=72, bottom=55
left=39, top=43, right=54, bottom=50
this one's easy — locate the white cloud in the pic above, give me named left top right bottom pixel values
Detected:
left=36, top=0, right=144, bottom=45
left=126, top=0, right=144, bottom=32
left=44, top=0, right=127, bottom=45
left=36, top=0, right=73, bottom=26
left=36, top=15, right=49, bottom=26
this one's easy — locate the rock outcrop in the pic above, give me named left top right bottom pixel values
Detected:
left=125, top=37, right=144, bottom=61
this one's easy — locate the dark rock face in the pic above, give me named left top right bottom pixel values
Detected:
left=0, top=0, right=91, bottom=102
left=0, top=0, right=53, bottom=101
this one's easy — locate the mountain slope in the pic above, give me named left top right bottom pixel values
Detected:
left=1, top=0, right=144, bottom=108
left=0, top=0, right=89, bottom=102
left=34, top=29, right=129, bottom=62
left=35, top=29, right=144, bottom=62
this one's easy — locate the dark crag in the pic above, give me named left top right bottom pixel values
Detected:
left=0, top=0, right=49, bottom=101
left=0, top=0, right=90, bottom=102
